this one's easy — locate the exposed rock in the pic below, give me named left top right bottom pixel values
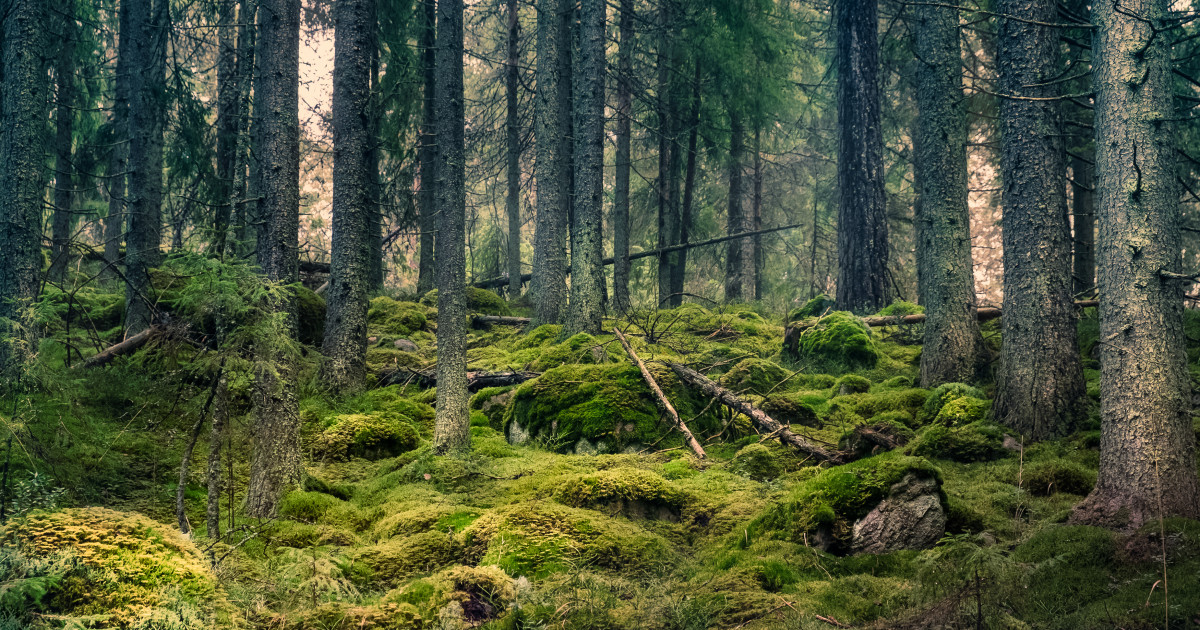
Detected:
left=850, top=473, right=945, bottom=554
left=507, top=419, right=530, bottom=445
left=575, top=437, right=598, bottom=455
left=394, top=338, right=419, bottom=352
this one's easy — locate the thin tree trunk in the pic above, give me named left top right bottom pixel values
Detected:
left=205, top=373, right=228, bottom=538
left=103, top=0, right=133, bottom=282
left=505, top=0, right=522, bottom=299
left=50, top=0, right=76, bottom=283
left=567, top=0, right=605, bottom=334
left=655, top=1, right=679, bottom=308
left=0, top=0, right=49, bottom=380
left=246, top=0, right=302, bottom=518
left=367, top=46, right=384, bottom=293
left=228, top=0, right=257, bottom=259
left=834, top=0, right=890, bottom=312
left=912, top=0, right=983, bottom=387
left=993, top=0, right=1085, bottom=439
left=213, top=0, right=239, bottom=256
left=1071, top=154, right=1095, bottom=295
left=416, top=0, right=437, bottom=295
left=611, top=0, right=634, bottom=313
left=530, top=0, right=569, bottom=326
left=725, top=110, right=746, bottom=301
left=1072, top=0, right=1200, bottom=527
left=322, top=0, right=376, bottom=393
left=672, top=63, right=700, bottom=306
left=432, top=0, right=469, bottom=455
left=124, top=0, right=168, bottom=336
left=752, top=127, right=763, bottom=300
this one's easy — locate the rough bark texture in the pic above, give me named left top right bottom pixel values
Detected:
left=912, top=1, right=983, bottom=387
left=751, top=128, right=763, bottom=300
left=50, top=0, right=76, bottom=282
left=1071, top=154, right=1096, bottom=294
left=432, top=0, right=470, bottom=455
left=725, top=111, right=747, bottom=302
left=505, top=0, right=522, bottom=299
left=834, top=0, right=890, bottom=313
left=993, top=0, right=1086, bottom=439
left=530, top=0, right=569, bottom=326
left=672, top=65, right=701, bottom=305
left=228, top=0, right=258, bottom=259
left=0, top=0, right=49, bottom=380
left=416, top=0, right=437, bottom=295
left=213, top=0, right=239, bottom=256
left=103, top=0, right=133, bottom=282
left=206, top=375, right=229, bottom=538
left=656, top=2, right=680, bottom=308
left=124, top=0, right=168, bottom=335
left=611, top=0, right=634, bottom=313
left=1072, top=0, right=1200, bottom=527
left=367, top=50, right=384, bottom=293
left=322, top=0, right=376, bottom=393
left=567, top=0, right=606, bottom=335
left=246, top=0, right=303, bottom=518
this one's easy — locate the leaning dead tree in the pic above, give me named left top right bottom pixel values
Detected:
left=669, top=362, right=843, bottom=463
left=614, top=328, right=705, bottom=459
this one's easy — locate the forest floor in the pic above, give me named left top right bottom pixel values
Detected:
left=3, top=264, right=1200, bottom=629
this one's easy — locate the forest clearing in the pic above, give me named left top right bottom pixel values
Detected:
left=1, top=0, right=1200, bottom=628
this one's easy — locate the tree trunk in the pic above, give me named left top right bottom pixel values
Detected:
left=752, top=127, right=764, bottom=300
left=1071, top=153, right=1095, bottom=295
left=416, top=0, right=437, bottom=295
left=993, top=0, right=1085, bottom=439
left=124, top=0, right=168, bottom=336
left=0, top=0, right=49, bottom=380
left=322, top=0, right=376, bottom=393
left=612, top=0, right=634, bottom=313
left=1072, top=0, right=1200, bottom=528
left=103, top=0, right=133, bottom=282
left=246, top=0, right=303, bottom=518
left=672, top=63, right=701, bottom=307
left=530, top=0, right=569, bottom=326
left=912, top=0, right=983, bottom=387
left=505, top=0, right=522, bottom=299
left=213, top=0, right=239, bottom=256
left=725, top=110, right=746, bottom=302
left=367, top=48, right=384, bottom=293
left=228, top=0, right=257, bottom=260
left=834, top=0, right=890, bottom=313
left=567, top=0, right=605, bottom=334
left=655, top=2, right=679, bottom=308
left=432, top=0, right=469, bottom=455
left=205, top=374, right=229, bottom=538
left=50, top=0, right=76, bottom=283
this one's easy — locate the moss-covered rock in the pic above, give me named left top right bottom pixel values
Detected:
left=421, top=287, right=512, bottom=316
left=309, top=413, right=419, bottom=461
left=759, top=395, right=819, bottom=427
left=530, top=332, right=603, bottom=371
left=469, top=386, right=517, bottom=431
left=385, top=565, right=516, bottom=626
left=720, top=358, right=788, bottom=394
left=933, top=396, right=990, bottom=426
left=792, top=311, right=878, bottom=370
left=835, top=374, right=872, bottom=396
left=1020, top=459, right=1096, bottom=496
left=908, top=421, right=1006, bottom=462
left=750, top=452, right=943, bottom=554
left=731, top=443, right=783, bottom=481
left=787, top=294, right=836, bottom=322
left=368, top=297, right=430, bottom=336
left=553, top=468, right=691, bottom=521
left=0, top=508, right=225, bottom=628
left=919, top=382, right=986, bottom=424
left=354, top=531, right=461, bottom=587
left=875, top=300, right=923, bottom=317
left=295, top=284, right=327, bottom=346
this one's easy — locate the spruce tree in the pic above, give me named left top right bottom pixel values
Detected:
left=530, top=0, right=569, bottom=326
left=567, top=0, right=606, bottom=334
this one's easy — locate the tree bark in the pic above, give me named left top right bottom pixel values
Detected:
left=656, top=2, right=680, bottom=308
left=834, top=0, right=890, bottom=313
left=416, top=0, right=437, bottom=295
left=752, top=127, right=764, bottom=300
left=614, top=329, right=705, bottom=459
left=432, top=0, right=470, bottom=455
left=322, top=0, right=377, bottom=393
left=228, top=0, right=258, bottom=259
left=725, top=110, right=747, bottom=301
left=530, top=0, right=570, bottom=326
left=1072, top=0, right=1200, bottom=528
left=103, top=0, right=133, bottom=282
left=213, top=0, right=239, bottom=256
left=612, top=0, right=634, bottom=313
left=367, top=48, right=384, bottom=293
left=124, top=0, right=168, bottom=336
left=50, top=0, right=76, bottom=283
left=0, top=0, right=50, bottom=380
left=206, top=374, right=229, bottom=538
left=912, top=0, right=984, bottom=387
left=672, top=64, right=701, bottom=306
left=1071, top=153, right=1096, bottom=295
left=567, top=0, right=606, bottom=334
left=246, top=0, right=303, bottom=518
left=505, top=0, right=522, bottom=299
left=993, top=0, right=1086, bottom=439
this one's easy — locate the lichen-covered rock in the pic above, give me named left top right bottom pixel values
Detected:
left=393, top=338, right=418, bottom=352
left=309, top=413, right=419, bottom=461
left=0, top=508, right=226, bottom=628
left=792, top=311, right=878, bottom=370
left=731, top=443, right=783, bottom=481
left=849, top=473, right=945, bottom=554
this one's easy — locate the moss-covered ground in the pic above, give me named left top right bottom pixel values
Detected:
left=3, top=278, right=1199, bottom=629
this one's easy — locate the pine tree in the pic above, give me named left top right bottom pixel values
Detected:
left=102, top=0, right=132, bottom=282
left=505, top=0, right=522, bottom=300
left=530, top=0, right=569, bottom=326
left=993, top=0, right=1085, bottom=439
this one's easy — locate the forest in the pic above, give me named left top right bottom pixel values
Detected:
left=1, top=0, right=1200, bottom=627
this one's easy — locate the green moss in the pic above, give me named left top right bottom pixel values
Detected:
left=750, top=452, right=943, bottom=552
left=933, top=396, right=990, bottom=426
left=468, top=386, right=517, bottom=431
left=875, top=300, right=924, bottom=317
left=730, top=444, right=783, bottom=481
left=303, top=474, right=353, bottom=500
left=835, top=374, right=872, bottom=395
left=0, top=508, right=224, bottom=628
left=308, top=413, right=419, bottom=461
left=513, top=324, right=562, bottom=349
left=295, top=284, right=327, bottom=346
left=880, top=375, right=913, bottom=389
left=1019, top=459, right=1096, bottom=496
left=553, top=467, right=691, bottom=520
left=787, top=294, right=836, bottom=322
left=792, top=311, right=878, bottom=371
left=420, top=287, right=512, bottom=316
left=919, top=383, right=986, bottom=424
left=531, top=332, right=603, bottom=371
left=367, top=297, right=430, bottom=336
left=908, top=421, right=1006, bottom=462
left=271, top=520, right=356, bottom=548
left=832, top=388, right=929, bottom=423
left=354, top=531, right=461, bottom=587
left=719, top=357, right=788, bottom=394
left=759, top=395, right=819, bottom=427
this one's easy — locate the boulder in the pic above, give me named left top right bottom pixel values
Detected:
left=850, top=473, right=945, bottom=554
left=394, top=338, right=419, bottom=352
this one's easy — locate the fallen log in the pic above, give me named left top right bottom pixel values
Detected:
left=471, top=315, right=532, bottom=328
left=473, top=223, right=803, bottom=290
left=76, top=326, right=163, bottom=369
left=378, top=368, right=539, bottom=391
left=668, top=362, right=843, bottom=463
left=783, top=300, right=1100, bottom=352
left=614, top=328, right=706, bottom=459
